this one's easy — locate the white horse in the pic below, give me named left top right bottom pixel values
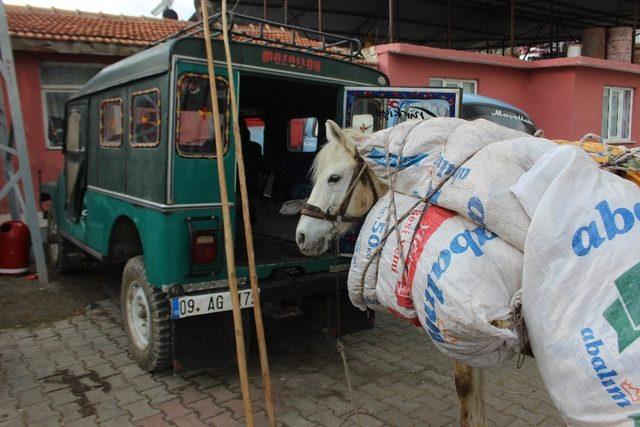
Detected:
left=296, top=120, right=487, bottom=427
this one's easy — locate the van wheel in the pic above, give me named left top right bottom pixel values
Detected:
left=46, top=209, right=74, bottom=273
left=121, top=256, right=172, bottom=372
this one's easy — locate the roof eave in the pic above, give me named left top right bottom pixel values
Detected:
left=10, top=36, right=146, bottom=57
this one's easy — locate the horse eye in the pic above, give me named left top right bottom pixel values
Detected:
left=328, top=174, right=341, bottom=183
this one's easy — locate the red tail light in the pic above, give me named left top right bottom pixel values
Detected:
left=191, top=232, right=217, bottom=264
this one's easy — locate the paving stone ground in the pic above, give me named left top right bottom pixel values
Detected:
left=0, top=296, right=564, bottom=426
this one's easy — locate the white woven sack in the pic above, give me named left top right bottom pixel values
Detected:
left=434, top=136, right=556, bottom=250
left=348, top=192, right=426, bottom=323
left=348, top=193, right=392, bottom=312
left=430, top=119, right=528, bottom=190
left=355, top=118, right=465, bottom=197
left=374, top=193, right=427, bottom=325
left=410, top=209, right=523, bottom=368
left=513, top=146, right=640, bottom=426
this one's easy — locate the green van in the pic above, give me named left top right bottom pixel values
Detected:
left=42, top=20, right=459, bottom=372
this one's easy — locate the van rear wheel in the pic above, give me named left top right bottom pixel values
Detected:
left=121, top=256, right=172, bottom=371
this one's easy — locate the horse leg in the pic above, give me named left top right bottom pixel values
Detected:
left=454, top=361, right=485, bottom=427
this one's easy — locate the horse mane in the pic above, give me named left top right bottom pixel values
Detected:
left=310, top=140, right=353, bottom=183
left=310, top=127, right=362, bottom=183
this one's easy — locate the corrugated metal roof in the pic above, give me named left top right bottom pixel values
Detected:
left=230, top=0, right=639, bottom=50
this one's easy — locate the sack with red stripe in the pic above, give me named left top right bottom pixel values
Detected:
left=348, top=192, right=423, bottom=318
left=409, top=206, right=524, bottom=368
left=374, top=193, right=430, bottom=325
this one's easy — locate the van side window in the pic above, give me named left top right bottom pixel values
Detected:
left=176, top=73, right=229, bottom=157
left=131, top=89, right=160, bottom=147
left=100, top=98, right=123, bottom=147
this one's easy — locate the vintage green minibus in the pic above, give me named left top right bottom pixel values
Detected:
left=42, top=18, right=458, bottom=372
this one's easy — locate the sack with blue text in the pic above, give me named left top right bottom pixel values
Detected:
left=348, top=192, right=425, bottom=322
left=410, top=209, right=523, bottom=369
left=434, top=136, right=556, bottom=250
left=354, top=118, right=464, bottom=197
left=348, top=192, right=524, bottom=368
left=513, top=146, right=640, bottom=426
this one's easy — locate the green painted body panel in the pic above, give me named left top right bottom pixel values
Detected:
left=48, top=37, right=386, bottom=290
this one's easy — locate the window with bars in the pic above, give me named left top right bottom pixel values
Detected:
left=602, top=87, right=633, bottom=142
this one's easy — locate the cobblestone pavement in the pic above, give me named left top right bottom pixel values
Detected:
left=0, top=297, right=564, bottom=426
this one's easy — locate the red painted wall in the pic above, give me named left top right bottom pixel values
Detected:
left=1, top=51, right=117, bottom=214
left=376, top=43, right=640, bottom=144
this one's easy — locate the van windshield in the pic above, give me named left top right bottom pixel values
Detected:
left=176, top=74, right=229, bottom=157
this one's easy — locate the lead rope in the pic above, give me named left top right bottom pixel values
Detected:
left=331, top=217, right=380, bottom=427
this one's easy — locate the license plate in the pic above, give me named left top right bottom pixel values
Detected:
left=170, top=289, right=254, bottom=320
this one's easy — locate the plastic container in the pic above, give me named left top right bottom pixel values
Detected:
left=0, top=220, right=30, bottom=274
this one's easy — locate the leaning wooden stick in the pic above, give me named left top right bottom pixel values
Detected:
left=199, top=1, right=254, bottom=425
left=220, top=2, right=276, bottom=426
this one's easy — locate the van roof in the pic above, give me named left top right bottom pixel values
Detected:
left=70, top=37, right=388, bottom=100
left=462, top=93, right=527, bottom=115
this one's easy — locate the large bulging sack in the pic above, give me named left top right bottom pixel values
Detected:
left=348, top=192, right=423, bottom=316
left=434, top=136, right=556, bottom=250
left=513, top=146, right=640, bottom=425
left=355, top=118, right=465, bottom=197
left=410, top=210, right=523, bottom=368
left=430, top=119, right=528, bottom=190
left=350, top=194, right=524, bottom=368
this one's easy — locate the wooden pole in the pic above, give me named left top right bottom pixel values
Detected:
left=220, top=2, right=276, bottom=426
left=199, top=1, right=254, bottom=425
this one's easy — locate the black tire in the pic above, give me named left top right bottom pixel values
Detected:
left=46, top=209, right=75, bottom=274
left=121, top=256, right=172, bottom=372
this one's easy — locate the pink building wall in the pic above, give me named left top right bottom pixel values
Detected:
left=375, top=43, right=640, bottom=145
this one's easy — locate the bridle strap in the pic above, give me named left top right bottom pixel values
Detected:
left=301, top=153, right=379, bottom=223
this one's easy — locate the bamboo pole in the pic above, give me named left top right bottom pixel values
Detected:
left=199, top=1, right=254, bottom=425
left=220, top=2, right=276, bottom=426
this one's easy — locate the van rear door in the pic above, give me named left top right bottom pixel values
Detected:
left=343, top=87, right=461, bottom=133
left=169, top=63, right=239, bottom=206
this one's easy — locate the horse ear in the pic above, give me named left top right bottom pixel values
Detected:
left=325, top=120, right=356, bottom=155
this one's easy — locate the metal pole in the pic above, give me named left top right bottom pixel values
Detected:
left=284, top=0, right=288, bottom=24
left=549, top=0, right=554, bottom=56
left=220, top=2, right=276, bottom=425
left=263, top=0, right=267, bottom=20
left=485, top=4, right=490, bottom=51
left=0, top=0, right=48, bottom=284
left=510, top=0, right=515, bottom=56
left=633, top=0, right=638, bottom=62
left=388, top=0, right=395, bottom=43
left=199, top=1, right=254, bottom=425
left=447, top=0, right=452, bottom=49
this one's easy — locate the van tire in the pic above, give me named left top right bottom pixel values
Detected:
left=121, top=256, right=172, bottom=372
left=46, top=209, right=75, bottom=274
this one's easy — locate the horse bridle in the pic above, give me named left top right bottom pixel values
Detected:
left=301, top=153, right=379, bottom=223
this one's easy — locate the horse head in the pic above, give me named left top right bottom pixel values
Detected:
left=295, top=120, right=387, bottom=256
